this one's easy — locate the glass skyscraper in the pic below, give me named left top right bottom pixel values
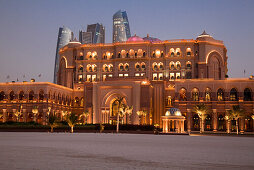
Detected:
left=113, top=10, right=131, bottom=43
left=79, top=23, right=105, bottom=44
left=53, top=26, right=73, bottom=83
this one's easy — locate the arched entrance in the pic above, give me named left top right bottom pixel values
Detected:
left=193, top=114, right=200, bottom=131
left=218, top=114, right=225, bottom=131
left=205, top=114, right=212, bottom=131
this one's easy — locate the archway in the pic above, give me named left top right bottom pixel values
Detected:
left=193, top=114, right=200, bottom=131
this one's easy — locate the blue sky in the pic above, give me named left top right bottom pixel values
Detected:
left=0, top=0, right=254, bottom=82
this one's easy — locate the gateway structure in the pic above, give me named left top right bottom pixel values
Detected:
left=1, top=31, right=254, bottom=133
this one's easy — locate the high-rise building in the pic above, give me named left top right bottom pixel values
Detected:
left=113, top=10, right=131, bottom=43
left=53, top=26, right=73, bottom=83
left=79, top=23, right=105, bottom=44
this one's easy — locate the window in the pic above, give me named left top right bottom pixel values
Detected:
left=119, top=74, right=123, bottom=77
left=119, top=65, right=124, bottom=71
left=141, top=64, right=146, bottom=71
left=179, top=88, right=187, bottom=101
left=171, top=52, right=174, bottom=57
left=124, top=74, right=129, bottom=77
left=135, top=73, right=140, bottom=77
left=244, top=88, right=252, bottom=101
left=135, top=64, right=140, bottom=71
left=153, top=73, right=157, bottom=80
left=230, top=88, right=238, bottom=101
left=177, top=52, right=180, bottom=56
left=103, top=75, right=106, bottom=81
left=159, top=73, right=163, bottom=80
left=187, top=51, right=191, bottom=56
left=140, top=73, right=145, bottom=77
left=39, top=91, right=44, bottom=101
left=217, top=88, right=224, bottom=101
left=170, top=73, right=174, bottom=80
left=143, top=52, right=146, bottom=57
left=159, top=64, right=163, bottom=70
left=79, top=66, right=83, bottom=73
left=86, top=75, right=91, bottom=82
left=78, top=75, right=83, bottom=81
left=192, top=88, right=199, bottom=101
left=19, top=91, right=24, bottom=100
left=0, top=91, right=5, bottom=100
left=176, top=62, right=181, bottom=70
left=29, top=91, right=34, bottom=100
left=205, top=88, right=211, bottom=101
left=92, top=75, right=96, bottom=82
left=124, top=64, right=129, bottom=71
left=9, top=91, right=15, bottom=100
left=170, top=64, right=174, bottom=70
left=176, top=73, right=180, bottom=79
left=108, top=74, right=113, bottom=77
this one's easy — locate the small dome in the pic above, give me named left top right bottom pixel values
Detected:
left=143, top=34, right=161, bottom=42
left=127, top=34, right=144, bottom=42
left=197, top=30, right=212, bottom=38
left=165, top=108, right=182, bottom=116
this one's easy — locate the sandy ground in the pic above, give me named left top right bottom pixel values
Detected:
left=0, top=132, right=253, bottom=170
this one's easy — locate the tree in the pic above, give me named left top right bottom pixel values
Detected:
left=65, top=113, right=79, bottom=133
left=137, top=110, right=147, bottom=125
left=193, top=103, right=209, bottom=133
left=48, top=114, right=58, bottom=133
left=226, top=105, right=244, bottom=134
left=119, top=104, right=133, bottom=124
left=115, top=97, right=125, bottom=133
left=79, top=110, right=89, bottom=124
left=14, top=105, right=23, bottom=122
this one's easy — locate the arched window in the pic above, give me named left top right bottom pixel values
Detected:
left=92, top=65, right=97, bottom=72
left=118, top=52, right=121, bottom=58
left=193, top=114, right=200, bottom=130
left=218, top=115, right=225, bottom=131
left=186, top=61, right=192, bottom=69
left=39, top=90, right=44, bottom=101
left=0, top=91, right=5, bottom=101
left=159, top=63, right=164, bottom=70
left=230, top=88, right=238, bottom=101
left=143, top=52, right=146, bottom=57
left=141, top=63, right=146, bottom=71
left=205, top=88, right=211, bottom=101
left=153, top=63, right=158, bottom=71
left=170, top=62, right=175, bottom=70
left=171, top=52, right=174, bottom=57
left=124, top=63, right=129, bottom=71
left=126, top=52, right=129, bottom=58
left=9, top=91, right=15, bottom=100
left=87, top=65, right=92, bottom=72
left=29, top=91, right=34, bottom=101
left=74, top=97, right=80, bottom=107
left=79, top=66, right=83, bottom=73
left=119, top=64, right=124, bottom=71
left=217, top=88, right=224, bottom=101
left=18, top=91, right=24, bottom=100
left=109, top=64, right=113, bottom=72
left=179, top=88, right=187, bottom=101
left=192, top=88, right=199, bottom=101
left=176, top=61, right=181, bottom=70
left=135, top=63, right=140, bottom=71
left=177, top=52, right=180, bottom=56
left=103, top=64, right=108, bottom=72
left=205, top=114, right=212, bottom=130
left=244, top=88, right=252, bottom=101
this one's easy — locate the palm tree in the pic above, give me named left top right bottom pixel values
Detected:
left=226, top=105, right=244, bottom=134
left=14, top=105, right=22, bottom=122
left=193, top=103, right=209, bottom=133
left=119, top=104, right=133, bottom=124
left=65, top=113, right=79, bottom=133
left=115, top=97, right=125, bottom=133
left=48, top=114, right=58, bottom=133
left=79, top=110, right=89, bottom=124
left=137, top=110, right=147, bottom=125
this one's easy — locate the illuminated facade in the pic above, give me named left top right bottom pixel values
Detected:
left=1, top=31, right=254, bottom=133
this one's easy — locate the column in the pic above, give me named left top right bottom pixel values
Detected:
left=43, top=108, right=47, bottom=125
left=181, top=120, right=185, bottom=133
left=2, top=109, right=7, bottom=123
left=175, top=120, right=179, bottom=133
left=168, top=120, right=171, bottom=132
left=240, top=117, right=245, bottom=134
left=22, top=109, right=27, bottom=122
left=187, top=109, right=192, bottom=133
left=212, top=109, right=218, bottom=132
left=165, top=119, right=168, bottom=133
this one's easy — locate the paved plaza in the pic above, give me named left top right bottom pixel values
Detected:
left=0, top=132, right=253, bottom=169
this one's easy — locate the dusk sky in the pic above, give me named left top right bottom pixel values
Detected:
left=0, top=0, right=253, bottom=82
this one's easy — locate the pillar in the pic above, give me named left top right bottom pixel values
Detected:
left=181, top=120, right=184, bottom=133
left=22, top=109, right=27, bottom=122
left=168, top=120, right=171, bottom=132
left=175, top=120, right=179, bottom=133
left=43, top=108, right=47, bottom=125
left=212, top=109, right=218, bottom=132
left=226, top=120, right=231, bottom=133
left=2, top=109, right=7, bottom=123
left=187, top=109, right=192, bottom=133
left=240, top=117, right=245, bottom=134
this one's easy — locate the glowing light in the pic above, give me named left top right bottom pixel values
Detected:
left=155, top=50, right=160, bottom=56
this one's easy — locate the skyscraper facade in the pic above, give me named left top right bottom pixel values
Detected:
left=79, top=23, right=105, bottom=44
left=113, top=10, right=131, bottom=43
left=53, top=26, right=73, bottom=83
